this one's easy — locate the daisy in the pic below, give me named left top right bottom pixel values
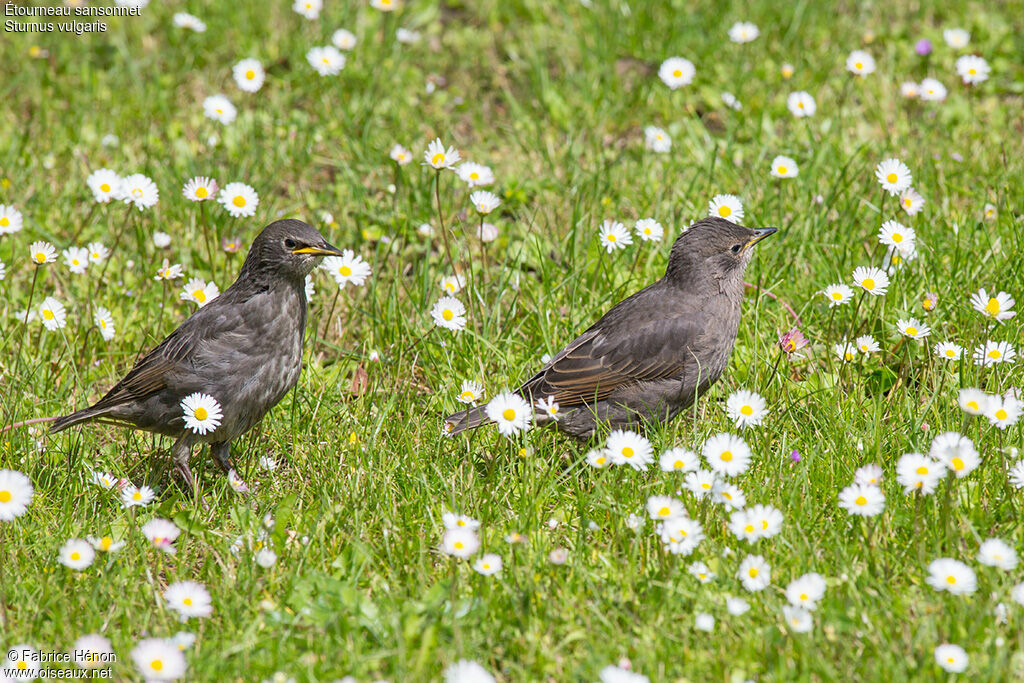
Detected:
left=0, top=261, right=5, bottom=280
left=931, top=341, right=961, bottom=361
left=728, top=509, right=760, bottom=543
left=786, top=91, right=816, bottom=117
left=457, top=380, right=483, bottom=404
left=783, top=606, right=813, bottom=633
left=852, top=266, right=889, bottom=296
left=838, top=483, right=885, bottom=516
left=332, top=28, right=357, bottom=50
left=154, top=260, right=184, bottom=281
left=934, top=644, right=968, bottom=674
left=958, top=388, right=991, bottom=415
left=472, top=554, right=502, bottom=576
left=535, top=396, right=560, bottom=421
left=875, top=158, right=912, bottom=196
left=689, top=560, right=716, bottom=583
left=658, top=57, right=695, bottom=89
left=91, top=471, right=118, bottom=489
left=643, top=126, right=671, bottom=153
left=985, top=394, right=1022, bottom=430
left=919, top=78, right=947, bottom=101
left=121, top=485, right=155, bottom=508
left=180, top=392, right=223, bottom=435
left=780, top=63, right=795, bottom=79
left=725, top=390, right=767, bottom=428
left=749, top=504, right=784, bottom=539
left=153, top=232, right=172, bottom=248
left=182, top=176, right=218, bottom=202
left=900, top=81, right=920, bottom=98
left=634, top=218, right=664, bottom=242
left=476, top=222, right=498, bottom=242
left=943, top=28, right=969, bottom=49
left=431, top=296, right=467, bottom=331
left=855, top=335, right=879, bottom=355
left=456, top=162, right=494, bottom=187
left=0, top=469, right=33, bottom=520
left=179, top=278, right=219, bottom=307
left=598, top=220, right=632, bottom=252
left=835, top=342, right=857, bottom=363
left=119, top=174, right=160, bottom=211
left=738, top=554, right=771, bottom=592
left=202, top=94, right=236, bottom=125
left=292, top=0, right=321, bottom=20
left=897, top=317, right=930, bottom=340
left=172, top=12, right=205, bottom=32
left=445, top=660, right=496, bottom=683
left=86, top=242, right=109, bottom=264
left=929, top=432, right=980, bottom=478
left=846, top=50, right=875, bottom=76
left=854, top=464, right=883, bottom=486
left=322, top=250, right=372, bottom=288
left=822, top=283, right=854, bottom=307
left=233, top=58, right=265, bottom=92
left=442, top=512, right=480, bottom=531
left=62, top=246, right=89, bottom=274
left=86, top=169, right=120, bottom=203
left=389, top=144, right=412, bottom=165
left=786, top=572, right=826, bottom=610
left=983, top=203, right=997, bottom=220
left=721, top=91, right=742, bottom=110
left=900, top=188, right=926, bottom=216
left=227, top=469, right=249, bottom=493
left=423, top=138, right=461, bottom=170
left=978, top=538, right=1018, bottom=571
left=726, top=596, right=750, bottom=615
left=926, top=558, right=976, bottom=595
left=396, top=27, right=421, bottom=44
left=878, top=220, right=915, bottom=251
left=94, top=307, right=116, bottom=341
left=969, top=288, right=1015, bottom=321
left=307, top=46, right=346, bottom=75
left=370, top=0, right=398, bottom=10
left=955, top=55, right=989, bottom=84
left=38, top=297, right=67, bottom=332
left=59, top=538, right=95, bottom=570
left=896, top=453, right=944, bottom=495
left=713, top=481, right=746, bottom=509
left=218, top=182, right=258, bottom=218
left=141, top=518, right=181, bottom=554
left=694, top=613, right=715, bottom=632
left=684, top=469, right=717, bottom=499
left=469, top=190, right=500, bottom=215
left=585, top=448, right=610, bottom=468
left=256, top=548, right=277, bottom=567
left=441, top=527, right=480, bottom=558
left=646, top=495, right=685, bottom=520
left=606, top=430, right=653, bottom=471
left=1011, top=463, right=1024, bottom=490
left=770, top=155, right=798, bottom=178
left=88, top=535, right=125, bottom=553
left=485, top=391, right=531, bottom=436
left=29, top=240, right=57, bottom=265
left=3, top=646, right=39, bottom=679
left=708, top=194, right=743, bottom=223
left=659, top=447, right=698, bottom=472
left=728, top=21, right=759, bottom=43
left=131, top=638, right=187, bottom=681
left=973, top=340, right=1015, bottom=366
left=73, top=634, right=115, bottom=668
left=164, top=581, right=213, bottom=619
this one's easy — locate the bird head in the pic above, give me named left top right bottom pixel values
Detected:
left=667, top=217, right=777, bottom=284
left=240, top=219, right=344, bottom=283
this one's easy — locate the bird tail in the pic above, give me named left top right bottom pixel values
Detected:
left=444, top=406, right=489, bottom=436
left=50, top=407, right=108, bottom=434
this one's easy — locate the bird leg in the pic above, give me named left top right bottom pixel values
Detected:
left=171, top=436, right=195, bottom=493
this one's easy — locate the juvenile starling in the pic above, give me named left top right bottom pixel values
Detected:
left=445, top=217, right=777, bottom=438
left=51, top=219, right=343, bottom=489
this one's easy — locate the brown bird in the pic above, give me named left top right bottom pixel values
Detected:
left=444, top=217, right=777, bottom=438
left=50, top=219, right=343, bottom=490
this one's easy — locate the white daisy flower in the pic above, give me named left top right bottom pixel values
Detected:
left=485, top=391, right=532, bottom=436
left=703, top=432, right=752, bottom=476
left=721, top=91, right=742, bottom=110
left=585, top=448, right=610, bottom=468
left=445, top=660, right=496, bottom=683
left=94, top=307, right=116, bottom=341
left=153, top=232, right=172, bottom=249
left=835, top=341, right=857, bottom=363
left=846, top=50, right=876, bottom=76
left=88, top=535, right=125, bottom=553
left=896, top=452, right=944, bottom=495
left=292, top=0, right=321, bottom=20
left=63, top=246, right=89, bottom=274
left=658, top=57, right=695, bottom=89
left=59, top=538, right=95, bottom=570
left=985, top=395, right=1022, bottom=430
left=606, top=430, right=653, bottom=471
left=708, top=194, right=743, bottom=223
left=983, top=203, right=997, bottom=220
left=838, top=483, right=885, bottom=516
left=457, top=380, right=483, bottom=405
left=943, top=28, right=969, bottom=49
left=900, top=81, right=920, bottom=98
left=86, top=169, right=120, bottom=204
left=332, top=28, right=357, bottom=50
left=785, top=572, right=827, bottom=610
left=726, top=596, right=750, bottom=615
left=926, top=558, right=976, bottom=595
left=748, top=503, right=783, bottom=539
left=728, top=21, right=759, bottom=43
left=218, top=182, right=258, bottom=218
left=164, top=581, right=213, bottom=619
left=856, top=335, right=880, bottom=354
left=725, top=390, right=767, bottom=428
left=172, top=12, right=206, bottom=32
left=978, top=538, right=1018, bottom=571
left=658, top=515, right=704, bottom=555
left=598, top=220, right=631, bottom=252
left=233, top=58, right=265, bottom=92
left=633, top=218, right=664, bottom=243
left=875, top=158, right=913, bottom=196
left=822, top=283, right=854, bottom=307
left=770, top=155, right=798, bottom=178
left=2, top=646, right=39, bottom=679
left=456, top=162, right=495, bottom=187
left=783, top=606, right=813, bottom=633
left=470, top=190, right=500, bottom=215
left=389, top=144, right=412, bottom=165
left=370, top=0, right=398, bottom=10
left=694, top=613, right=715, bottom=632
left=738, top=554, right=771, bottom=592
left=322, top=250, right=371, bottom=288
left=684, top=469, right=717, bottom=499
left=154, top=259, right=183, bottom=281
left=897, top=317, right=930, bottom=340
left=0, top=469, right=34, bottom=521
left=442, top=512, right=480, bottom=531
left=72, top=634, right=115, bottom=668
left=919, top=78, right=947, bottom=101
left=86, top=241, right=109, bottom=263
left=728, top=508, right=760, bottom=543
left=854, top=464, right=883, bottom=486
left=255, top=548, right=277, bottom=567
left=38, top=296, right=67, bottom=331
left=689, top=561, right=715, bottom=583
left=118, top=173, right=159, bottom=210
left=180, top=278, right=220, bottom=307
left=473, top=553, right=502, bottom=576
left=202, top=94, right=236, bottom=125
left=182, top=176, right=218, bottom=202
left=131, top=638, right=187, bottom=682
left=535, top=396, right=560, bottom=421
left=180, top=392, right=223, bottom=435
left=643, top=126, right=671, bottom=153
left=439, top=274, right=465, bottom=295
left=646, top=495, right=685, bottom=520
left=423, top=138, right=461, bottom=170
left=396, top=27, right=421, bottom=44
left=934, top=644, right=968, bottom=674
left=973, top=340, right=1015, bottom=366
left=878, top=220, right=915, bottom=251
left=713, top=481, right=746, bottom=509
left=851, top=266, right=889, bottom=296
left=958, top=388, right=991, bottom=415
left=431, top=296, right=467, bottom=332
left=441, top=527, right=480, bottom=558
left=955, top=55, right=989, bottom=84
left=969, top=288, right=1015, bottom=321
left=899, top=188, right=926, bottom=216
left=121, top=485, right=155, bottom=508
left=933, top=342, right=962, bottom=361
left=659, top=447, right=698, bottom=473
left=786, top=91, right=816, bottom=117
left=306, top=46, right=346, bottom=76
left=141, top=518, right=180, bottom=553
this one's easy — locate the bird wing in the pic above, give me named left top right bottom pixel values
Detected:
left=520, top=305, right=708, bottom=407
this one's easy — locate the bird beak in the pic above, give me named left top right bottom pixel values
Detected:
left=746, top=227, right=778, bottom=248
left=292, top=242, right=344, bottom=256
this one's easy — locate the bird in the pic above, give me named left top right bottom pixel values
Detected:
left=50, top=219, right=343, bottom=491
left=444, top=217, right=777, bottom=439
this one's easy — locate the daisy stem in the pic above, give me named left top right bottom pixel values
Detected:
left=71, top=203, right=97, bottom=244
left=478, top=215, right=489, bottom=286
left=97, top=208, right=133, bottom=290
left=200, top=201, right=217, bottom=283
left=823, top=304, right=837, bottom=379
left=12, top=265, right=40, bottom=382
left=433, top=171, right=458, bottom=281
left=59, top=328, right=85, bottom=401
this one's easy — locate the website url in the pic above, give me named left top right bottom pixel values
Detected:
left=2, top=669, right=112, bottom=679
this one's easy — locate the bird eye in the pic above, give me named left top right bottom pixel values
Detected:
left=731, top=243, right=742, bottom=254
left=284, top=238, right=297, bottom=249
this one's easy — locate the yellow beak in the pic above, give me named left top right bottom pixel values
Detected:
left=292, top=243, right=344, bottom=256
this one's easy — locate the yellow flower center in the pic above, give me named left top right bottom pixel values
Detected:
left=915, top=466, right=928, bottom=475
left=482, top=563, right=490, bottom=569
left=194, top=407, right=208, bottom=421
left=502, top=408, right=515, bottom=421
left=133, top=491, right=142, bottom=501
left=831, top=291, right=842, bottom=300
left=886, top=173, right=897, bottom=183
left=432, top=152, right=445, bottom=166
left=748, top=568, right=759, bottom=578
left=892, top=233, right=903, bottom=243
left=672, top=69, right=682, bottom=78
left=596, top=456, right=606, bottom=465
left=800, top=593, right=808, bottom=601
left=989, top=350, right=1002, bottom=359
left=470, top=172, right=479, bottom=180
left=844, top=352, right=854, bottom=362
left=151, top=660, right=163, bottom=672
left=671, top=460, right=683, bottom=469
left=459, top=391, right=474, bottom=400
left=232, top=195, right=246, bottom=207
left=995, top=409, right=1008, bottom=420
left=740, top=405, right=753, bottom=416
left=855, top=495, right=867, bottom=506
left=719, top=206, right=731, bottom=217
left=194, top=290, right=207, bottom=303
left=924, top=298, right=933, bottom=308
left=906, top=327, right=917, bottom=336
left=321, top=58, right=329, bottom=64
left=246, top=70, right=255, bottom=79
left=196, top=186, right=208, bottom=198
left=43, top=310, right=54, bottom=320
left=658, top=506, right=670, bottom=516
left=132, top=187, right=143, bottom=198
left=99, top=183, right=110, bottom=193
left=946, top=575, right=956, bottom=584
left=184, top=597, right=193, bottom=606
left=100, top=320, right=107, bottom=329
left=643, top=228, right=651, bottom=234
left=798, top=102, right=804, bottom=108
left=100, top=537, right=113, bottom=550
left=777, top=166, right=787, bottom=174
left=701, top=482, right=711, bottom=490
left=720, top=451, right=733, bottom=462
left=340, top=265, right=352, bottom=277
left=951, top=457, right=964, bottom=470
left=945, top=349, right=955, bottom=357
left=947, top=657, right=955, bottom=664
left=442, top=309, right=453, bottom=321
left=985, top=298, right=1001, bottom=315
left=967, top=401, right=978, bottom=410
left=0, top=490, right=10, bottom=503
left=903, top=198, right=912, bottom=207
left=744, top=524, right=754, bottom=533
left=35, top=252, right=47, bottom=263
left=862, top=278, right=875, bottom=289
left=855, top=61, right=863, bottom=69
left=71, top=551, right=81, bottom=560
left=454, top=541, right=464, bottom=550
left=968, top=68, right=976, bottom=75
left=607, top=234, right=616, bottom=242
left=622, top=447, right=634, bottom=458
left=17, top=662, right=27, bottom=670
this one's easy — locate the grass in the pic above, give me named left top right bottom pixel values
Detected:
left=1, top=0, right=1023, bottom=680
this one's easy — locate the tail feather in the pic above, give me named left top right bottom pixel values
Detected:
left=50, top=407, right=109, bottom=434
left=444, top=406, right=489, bottom=435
